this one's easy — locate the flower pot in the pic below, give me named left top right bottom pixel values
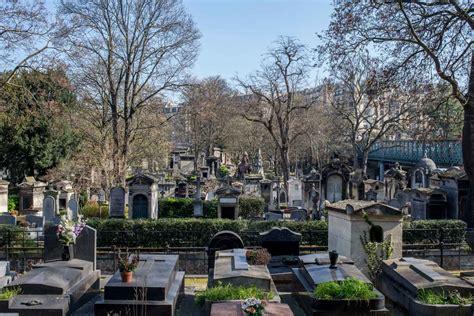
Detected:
left=62, top=245, right=74, bottom=261
left=121, top=271, right=133, bottom=283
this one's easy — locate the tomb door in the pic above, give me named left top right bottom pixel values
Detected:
left=221, top=206, right=235, bottom=219
left=132, top=194, right=148, bottom=219
left=327, top=175, right=343, bottom=202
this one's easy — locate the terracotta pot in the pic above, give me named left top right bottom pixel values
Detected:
left=121, top=271, right=133, bottom=283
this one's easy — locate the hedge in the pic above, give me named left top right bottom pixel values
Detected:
left=239, top=196, right=265, bottom=218
left=158, top=198, right=217, bottom=218
left=86, top=218, right=328, bottom=248
left=403, top=219, right=466, bottom=244
left=81, top=202, right=109, bottom=219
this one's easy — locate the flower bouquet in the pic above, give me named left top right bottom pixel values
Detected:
left=241, top=298, right=266, bottom=316
left=56, top=216, right=86, bottom=261
left=56, top=216, right=86, bottom=245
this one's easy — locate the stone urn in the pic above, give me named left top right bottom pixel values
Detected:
left=121, top=271, right=133, bottom=283
left=329, top=250, right=338, bottom=269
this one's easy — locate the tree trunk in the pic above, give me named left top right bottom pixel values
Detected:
left=462, top=52, right=474, bottom=227
left=279, top=144, right=290, bottom=196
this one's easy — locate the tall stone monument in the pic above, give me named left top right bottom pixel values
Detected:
left=109, top=187, right=125, bottom=218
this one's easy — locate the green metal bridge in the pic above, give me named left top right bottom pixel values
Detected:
left=368, top=140, right=463, bottom=167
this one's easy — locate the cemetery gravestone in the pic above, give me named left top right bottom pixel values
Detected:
left=212, top=249, right=271, bottom=290
left=67, top=198, right=79, bottom=221
left=293, top=252, right=388, bottom=315
left=109, top=187, right=125, bottom=218
left=378, top=257, right=474, bottom=316
left=95, top=254, right=185, bottom=316
left=1, top=224, right=100, bottom=315
left=265, top=211, right=283, bottom=221
left=0, top=215, right=16, bottom=226
left=43, top=196, right=56, bottom=221
left=259, top=227, right=301, bottom=256
left=25, top=215, right=44, bottom=229
left=207, top=231, right=244, bottom=270
left=290, top=209, right=307, bottom=221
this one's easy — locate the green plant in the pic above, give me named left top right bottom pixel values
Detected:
left=403, top=219, right=467, bottom=244
left=314, top=278, right=377, bottom=301
left=246, top=248, right=271, bottom=265
left=118, top=249, right=139, bottom=272
left=417, top=289, right=473, bottom=305
left=86, top=218, right=328, bottom=248
left=194, top=282, right=273, bottom=306
left=239, top=196, right=265, bottom=218
left=218, top=165, right=230, bottom=178
left=7, top=195, right=18, bottom=212
left=158, top=198, right=218, bottom=218
left=0, top=287, right=21, bottom=300
left=360, top=231, right=393, bottom=283
left=81, top=201, right=109, bottom=219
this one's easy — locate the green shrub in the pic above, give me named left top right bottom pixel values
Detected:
left=417, top=289, right=473, bottom=305
left=403, top=219, right=467, bottom=244
left=86, top=218, right=328, bottom=248
left=195, top=282, right=273, bottom=306
left=0, top=286, right=21, bottom=300
left=158, top=198, right=218, bottom=218
left=218, top=165, right=230, bottom=177
left=81, top=201, right=109, bottom=219
left=7, top=195, right=18, bottom=212
left=314, top=278, right=377, bottom=300
left=239, top=196, right=265, bottom=218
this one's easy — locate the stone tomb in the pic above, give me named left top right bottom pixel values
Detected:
left=95, top=254, right=185, bottom=316
left=0, top=226, right=100, bottom=316
left=207, top=230, right=245, bottom=270
left=292, top=252, right=388, bottom=315
left=377, top=257, right=474, bottom=315
left=327, top=200, right=403, bottom=270
left=211, top=249, right=272, bottom=291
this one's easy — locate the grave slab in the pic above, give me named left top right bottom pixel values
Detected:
left=95, top=254, right=184, bottom=316
left=377, top=257, right=474, bottom=316
left=293, top=252, right=388, bottom=315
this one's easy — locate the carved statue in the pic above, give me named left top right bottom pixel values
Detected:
left=237, top=151, right=252, bottom=179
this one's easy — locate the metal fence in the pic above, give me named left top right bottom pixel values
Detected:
left=0, top=228, right=471, bottom=273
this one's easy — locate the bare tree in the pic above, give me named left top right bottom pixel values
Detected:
left=0, top=0, right=56, bottom=87
left=60, top=0, right=200, bottom=186
left=327, top=53, right=424, bottom=175
left=181, top=76, right=233, bottom=172
left=321, top=0, right=473, bottom=222
left=236, top=36, right=317, bottom=191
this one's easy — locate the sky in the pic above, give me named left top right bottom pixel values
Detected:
left=181, top=0, right=333, bottom=81
left=44, top=0, right=334, bottom=82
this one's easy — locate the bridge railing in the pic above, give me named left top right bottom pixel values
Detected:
left=367, top=140, right=462, bottom=167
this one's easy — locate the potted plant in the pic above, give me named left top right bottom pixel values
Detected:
left=241, top=297, right=267, bottom=316
left=246, top=248, right=271, bottom=266
left=56, top=216, right=86, bottom=261
left=118, top=250, right=139, bottom=282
